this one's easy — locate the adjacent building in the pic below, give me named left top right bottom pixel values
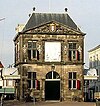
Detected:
left=14, top=12, right=85, bottom=101
left=88, top=45, right=100, bottom=92
left=0, top=67, right=20, bottom=99
left=84, top=68, right=98, bottom=101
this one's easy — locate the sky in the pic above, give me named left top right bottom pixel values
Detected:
left=0, top=0, right=100, bottom=68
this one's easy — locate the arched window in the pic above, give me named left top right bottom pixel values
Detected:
left=46, top=71, right=60, bottom=79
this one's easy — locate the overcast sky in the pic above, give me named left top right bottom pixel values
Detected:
left=0, top=0, right=100, bottom=67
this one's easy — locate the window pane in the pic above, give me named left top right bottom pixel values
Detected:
left=28, top=50, right=31, bottom=60
left=27, top=80, right=31, bottom=88
left=68, top=80, right=71, bottom=88
left=33, top=42, right=36, bottom=48
left=53, top=71, right=60, bottom=79
left=33, top=72, right=36, bottom=79
left=37, top=80, right=40, bottom=90
left=73, top=80, right=76, bottom=88
left=73, top=72, right=76, bottom=79
left=69, top=43, right=73, bottom=49
left=69, top=72, right=72, bottom=79
left=73, top=51, right=76, bottom=59
left=33, top=80, right=35, bottom=88
left=28, top=42, right=32, bottom=48
left=33, top=50, right=36, bottom=58
left=73, top=43, right=76, bottom=49
left=28, top=72, right=31, bottom=79
left=69, top=43, right=76, bottom=49
left=46, top=72, right=52, bottom=79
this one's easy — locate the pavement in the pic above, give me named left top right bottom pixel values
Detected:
left=3, top=100, right=96, bottom=106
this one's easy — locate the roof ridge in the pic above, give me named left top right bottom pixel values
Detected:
left=32, top=12, right=68, bottom=14
left=22, top=12, right=81, bottom=32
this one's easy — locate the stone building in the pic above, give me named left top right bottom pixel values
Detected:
left=13, top=12, right=85, bottom=101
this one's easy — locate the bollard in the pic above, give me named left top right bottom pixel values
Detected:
left=33, top=96, right=35, bottom=105
left=0, top=95, right=3, bottom=106
left=96, top=99, right=100, bottom=106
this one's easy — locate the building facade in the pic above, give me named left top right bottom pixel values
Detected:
left=14, top=12, right=85, bottom=101
left=88, top=45, right=100, bottom=92
left=0, top=67, right=20, bottom=99
left=84, top=68, right=98, bottom=101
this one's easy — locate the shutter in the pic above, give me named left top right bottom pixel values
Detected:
left=35, top=80, right=40, bottom=90
left=76, top=50, right=80, bottom=61
left=77, top=80, right=81, bottom=90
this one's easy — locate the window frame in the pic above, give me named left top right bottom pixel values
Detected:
left=27, top=41, right=39, bottom=60
left=68, top=42, right=80, bottom=61
left=68, top=72, right=77, bottom=89
left=27, top=72, right=37, bottom=89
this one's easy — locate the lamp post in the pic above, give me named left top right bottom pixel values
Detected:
left=84, top=81, right=87, bottom=102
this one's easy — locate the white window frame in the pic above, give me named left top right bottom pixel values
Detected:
left=68, top=72, right=77, bottom=89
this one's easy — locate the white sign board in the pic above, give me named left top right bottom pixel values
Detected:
left=45, top=42, right=61, bottom=62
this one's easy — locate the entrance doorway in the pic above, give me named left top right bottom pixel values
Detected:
left=45, top=71, right=60, bottom=100
left=45, top=80, right=60, bottom=100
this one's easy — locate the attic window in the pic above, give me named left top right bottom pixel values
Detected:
left=50, top=24, right=56, bottom=32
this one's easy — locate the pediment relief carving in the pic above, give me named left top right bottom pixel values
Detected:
left=25, top=22, right=82, bottom=35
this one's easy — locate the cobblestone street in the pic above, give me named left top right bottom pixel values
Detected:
left=3, top=100, right=96, bottom=106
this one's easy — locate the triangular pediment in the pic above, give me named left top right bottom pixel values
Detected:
left=23, top=21, right=84, bottom=35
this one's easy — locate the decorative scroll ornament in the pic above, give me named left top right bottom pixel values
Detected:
left=25, top=22, right=82, bottom=35
left=23, top=45, right=27, bottom=53
left=64, top=45, right=67, bottom=54
left=78, top=46, right=82, bottom=52
left=37, top=45, right=41, bottom=54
